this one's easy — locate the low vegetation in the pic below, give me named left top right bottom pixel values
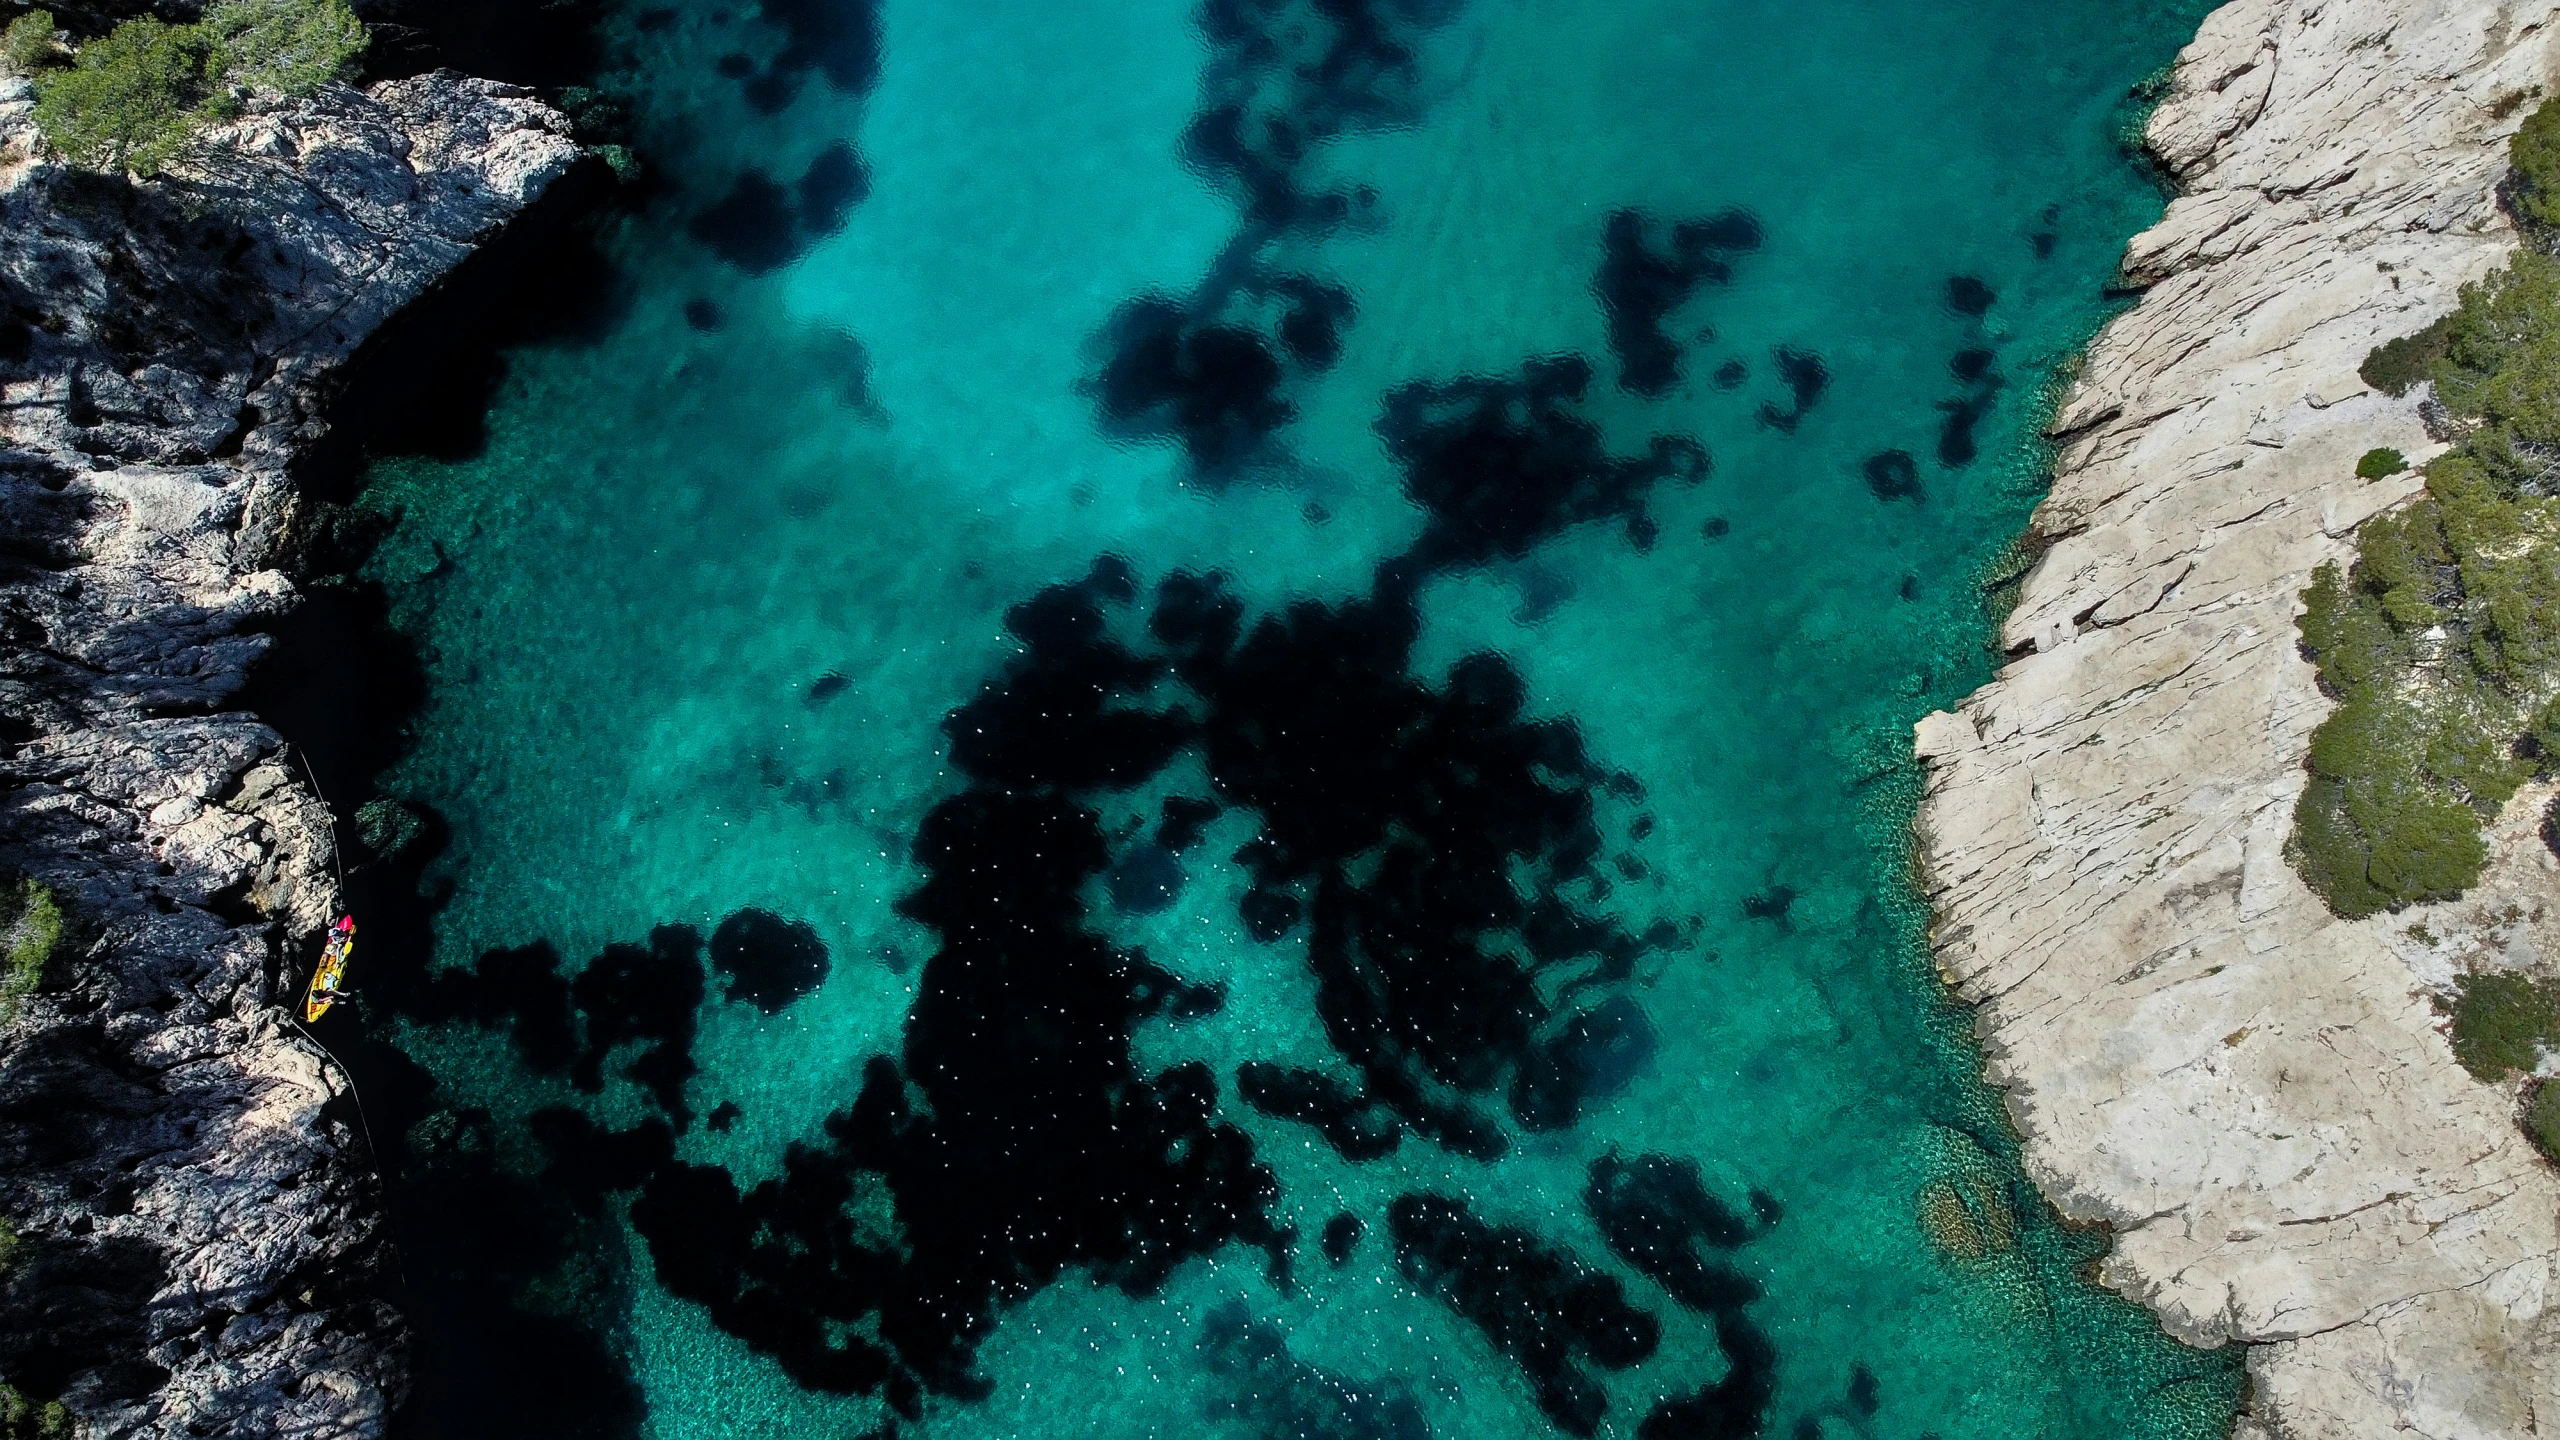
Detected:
left=2290, top=102, right=2560, bottom=917
left=2510, top=95, right=2560, bottom=232
left=0, top=1386, right=67, bottom=1440
left=2, top=9, right=55, bottom=72
left=2446, top=970, right=2560, bottom=1080
left=1, top=880, right=61, bottom=1024
left=2529, top=1079, right=2560, bottom=1160
left=12, top=0, right=364, bottom=176
left=2356, top=446, right=2409, bottom=480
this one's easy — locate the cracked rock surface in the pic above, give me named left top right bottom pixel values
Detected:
left=0, top=73, right=576, bottom=1437
left=1916, top=1, right=2560, bottom=1435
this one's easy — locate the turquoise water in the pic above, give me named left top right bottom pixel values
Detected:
left=337, top=0, right=2241, bottom=1436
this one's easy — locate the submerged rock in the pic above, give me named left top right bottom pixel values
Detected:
left=0, top=69, right=576, bottom=1438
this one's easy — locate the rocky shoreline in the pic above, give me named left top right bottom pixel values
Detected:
left=1917, top=0, right=2560, bottom=1434
left=0, top=72, right=575, bottom=1436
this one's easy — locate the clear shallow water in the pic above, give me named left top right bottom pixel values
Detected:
left=334, top=0, right=2240, bottom=1436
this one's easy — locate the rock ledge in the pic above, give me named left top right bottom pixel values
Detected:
left=1917, top=1, right=2560, bottom=1434
left=0, top=73, right=575, bottom=1438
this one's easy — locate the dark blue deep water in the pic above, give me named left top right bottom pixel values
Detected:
left=326, top=1, right=2247, bottom=1435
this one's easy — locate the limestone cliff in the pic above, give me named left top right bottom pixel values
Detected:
left=0, top=74, right=576, bottom=1437
left=1916, top=1, right=2560, bottom=1434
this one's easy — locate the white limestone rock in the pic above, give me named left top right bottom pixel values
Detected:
left=1916, top=1, right=2560, bottom=1435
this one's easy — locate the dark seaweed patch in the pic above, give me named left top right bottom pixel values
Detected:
left=1276, top=276, right=1357, bottom=366
left=1096, top=298, right=1295, bottom=472
left=1755, top=347, right=1827, bottom=432
left=1381, top=356, right=1707, bottom=569
left=1740, top=884, right=1795, bottom=923
left=1321, top=1212, right=1363, bottom=1265
left=709, top=908, right=831, bottom=1014
left=1933, top=347, right=2004, bottom=469
left=529, top=1107, right=678, bottom=1214
left=1199, top=1301, right=1432, bottom=1440
left=1712, top=359, right=1747, bottom=389
left=689, top=174, right=800, bottom=271
left=691, top=145, right=870, bottom=273
left=796, top=142, right=871, bottom=237
left=1237, top=1062, right=1402, bottom=1160
left=1510, top=994, right=1657, bottom=1131
left=387, top=1103, right=651, bottom=1440
left=1584, top=1154, right=1762, bottom=1308
left=1701, top=516, right=1729, bottom=540
left=1240, top=887, right=1303, bottom=940
left=569, top=924, right=706, bottom=1125
left=1387, top=1193, right=1658, bottom=1436
left=1943, top=275, right=1995, bottom=317
left=683, top=298, right=725, bottom=331
left=1158, top=795, right=1223, bottom=850
left=1087, top=0, right=1457, bottom=478
left=732, top=0, right=882, bottom=112
left=1936, top=393, right=1993, bottom=467
left=1593, top=208, right=1763, bottom=395
left=1169, top=579, right=1672, bottom=1147
left=1861, top=449, right=1921, bottom=503
left=405, top=939, right=580, bottom=1074
left=1108, top=843, right=1187, bottom=915
left=1587, top=1154, right=1778, bottom=1440
left=1849, top=1364, right=1880, bottom=1416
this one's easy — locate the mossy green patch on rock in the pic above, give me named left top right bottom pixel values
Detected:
left=2356, top=446, right=2410, bottom=480
left=2446, top=970, right=2560, bottom=1080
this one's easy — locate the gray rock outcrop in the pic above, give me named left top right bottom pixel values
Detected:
left=0, top=73, right=576, bottom=1437
left=1916, top=1, right=2560, bottom=1435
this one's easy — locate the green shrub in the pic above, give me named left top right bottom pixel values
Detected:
left=3, top=9, right=58, bottom=73
left=2293, top=103, right=2560, bottom=917
left=2361, top=315, right=2452, bottom=397
left=1, top=881, right=61, bottom=1023
left=2512, top=94, right=2560, bottom=230
left=2356, top=447, right=2409, bottom=480
left=2432, top=251, right=2560, bottom=434
left=0, top=1217, right=20, bottom=1275
left=2448, top=970, right=2560, bottom=1079
left=27, top=0, right=365, bottom=176
left=31, top=16, right=206, bottom=175
left=0, top=1386, right=68, bottom=1440
left=198, top=0, right=363, bottom=113
left=2528, top=1080, right=2560, bottom=1161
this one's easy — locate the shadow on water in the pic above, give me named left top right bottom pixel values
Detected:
left=241, top=87, right=655, bottom=1440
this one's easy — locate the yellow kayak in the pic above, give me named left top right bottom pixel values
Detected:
left=304, top=915, right=355, bottom=1023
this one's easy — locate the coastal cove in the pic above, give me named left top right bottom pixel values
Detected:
left=304, top=0, right=2250, bottom=1437
left=13, top=0, right=2555, bottom=1438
